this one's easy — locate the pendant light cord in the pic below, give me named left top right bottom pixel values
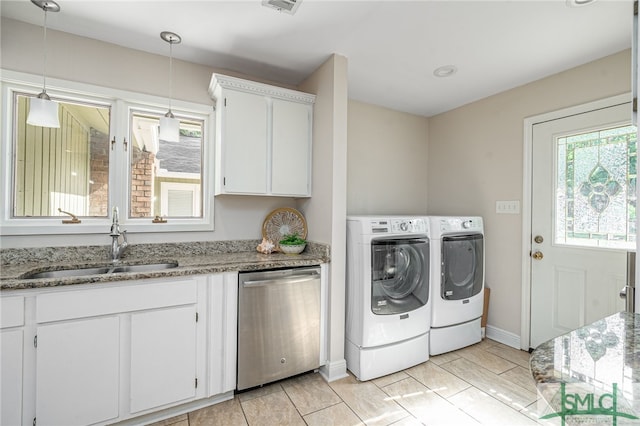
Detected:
left=42, top=7, right=48, bottom=93
left=168, top=39, right=173, bottom=112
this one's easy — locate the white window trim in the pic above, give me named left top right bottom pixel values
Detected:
left=0, top=69, right=215, bottom=235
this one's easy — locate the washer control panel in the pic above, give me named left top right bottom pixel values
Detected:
left=363, top=217, right=429, bottom=235
left=390, top=218, right=427, bottom=233
left=368, top=218, right=428, bottom=234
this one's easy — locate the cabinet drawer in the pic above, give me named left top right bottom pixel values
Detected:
left=1, top=296, right=24, bottom=329
left=36, top=279, right=197, bottom=323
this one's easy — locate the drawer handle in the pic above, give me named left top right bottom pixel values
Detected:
left=243, top=274, right=318, bottom=287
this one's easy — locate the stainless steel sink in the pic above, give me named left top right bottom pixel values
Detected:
left=22, top=262, right=179, bottom=279
left=25, top=267, right=113, bottom=279
left=109, top=262, right=179, bottom=274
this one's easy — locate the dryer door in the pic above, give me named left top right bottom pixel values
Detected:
left=441, top=234, right=484, bottom=300
left=371, top=237, right=429, bottom=315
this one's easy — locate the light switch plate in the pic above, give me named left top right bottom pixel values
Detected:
left=496, top=200, right=520, bottom=214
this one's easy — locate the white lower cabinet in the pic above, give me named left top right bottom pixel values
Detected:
left=1, top=272, right=238, bottom=426
left=1, top=296, right=25, bottom=426
left=36, top=317, right=120, bottom=426
left=2, top=329, right=24, bottom=426
left=130, top=306, right=197, bottom=413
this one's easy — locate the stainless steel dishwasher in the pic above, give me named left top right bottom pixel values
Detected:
left=237, top=266, right=321, bottom=390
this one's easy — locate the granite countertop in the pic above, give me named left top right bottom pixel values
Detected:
left=0, top=240, right=330, bottom=290
left=530, top=312, right=640, bottom=423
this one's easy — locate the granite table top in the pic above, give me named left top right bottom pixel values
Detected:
left=0, top=240, right=330, bottom=291
left=530, top=312, right=640, bottom=424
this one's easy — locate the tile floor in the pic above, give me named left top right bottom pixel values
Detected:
left=151, top=338, right=554, bottom=426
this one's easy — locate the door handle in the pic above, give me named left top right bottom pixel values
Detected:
left=532, top=251, right=544, bottom=260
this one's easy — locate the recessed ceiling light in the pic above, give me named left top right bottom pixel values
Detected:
left=566, top=0, right=597, bottom=7
left=433, top=65, right=457, bottom=78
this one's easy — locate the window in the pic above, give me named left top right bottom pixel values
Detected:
left=555, top=125, right=637, bottom=249
left=12, top=93, right=111, bottom=218
left=129, top=111, right=203, bottom=219
left=1, top=70, right=214, bottom=235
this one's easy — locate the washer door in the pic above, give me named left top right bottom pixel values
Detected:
left=441, top=234, right=483, bottom=300
left=371, top=237, right=429, bottom=315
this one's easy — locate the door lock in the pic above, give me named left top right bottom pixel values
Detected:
left=534, top=235, right=544, bottom=244
left=532, top=251, right=544, bottom=260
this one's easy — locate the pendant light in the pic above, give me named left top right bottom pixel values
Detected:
left=159, top=31, right=181, bottom=142
left=27, top=0, right=61, bottom=128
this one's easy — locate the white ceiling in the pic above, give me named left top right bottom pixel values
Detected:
left=0, top=0, right=632, bottom=117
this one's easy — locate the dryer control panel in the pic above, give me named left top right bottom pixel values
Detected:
left=437, top=217, right=483, bottom=233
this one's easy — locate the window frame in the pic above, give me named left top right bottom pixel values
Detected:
left=0, top=69, right=215, bottom=235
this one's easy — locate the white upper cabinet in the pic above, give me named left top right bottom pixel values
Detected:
left=209, top=74, right=315, bottom=197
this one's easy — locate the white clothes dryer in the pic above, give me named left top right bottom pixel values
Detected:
left=428, top=216, right=484, bottom=355
left=346, top=216, right=431, bottom=381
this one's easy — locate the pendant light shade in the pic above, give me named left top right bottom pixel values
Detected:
left=159, top=112, right=180, bottom=142
left=27, top=93, right=60, bottom=128
left=28, top=0, right=60, bottom=128
left=159, top=31, right=181, bottom=142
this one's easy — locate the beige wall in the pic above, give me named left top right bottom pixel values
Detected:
left=298, top=54, right=349, bottom=379
left=2, top=19, right=350, bottom=378
left=347, top=101, right=429, bottom=215
left=3, top=15, right=632, bottom=349
left=0, top=18, right=311, bottom=248
left=427, top=49, right=631, bottom=339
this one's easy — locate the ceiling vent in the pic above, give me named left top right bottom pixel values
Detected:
left=262, top=0, right=302, bottom=15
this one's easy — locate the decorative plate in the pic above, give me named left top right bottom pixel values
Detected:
left=262, top=208, right=307, bottom=251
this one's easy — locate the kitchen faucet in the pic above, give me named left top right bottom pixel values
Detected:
left=110, top=206, right=128, bottom=262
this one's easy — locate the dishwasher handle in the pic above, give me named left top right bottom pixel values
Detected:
left=243, top=273, right=319, bottom=288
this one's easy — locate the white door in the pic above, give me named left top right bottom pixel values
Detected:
left=530, top=102, right=634, bottom=348
left=271, top=99, right=311, bottom=196
left=130, top=305, right=197, bottom=413
left=221, top=89, right=268, bottom=194
left=36, top=317, right=120, bottom=426
left=1, top=329, right=23, bottom=426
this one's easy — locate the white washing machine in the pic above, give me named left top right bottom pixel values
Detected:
left=346, top=216, right=431, bottom=381
left=428, top=216, right=484, bottom=355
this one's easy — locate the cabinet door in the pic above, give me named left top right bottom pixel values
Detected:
left=1, top=329, right=23, bottom=426
left=130, top=305, right=197, bottom=413
left=36, top=316, right=120, bottom=426
left=222, top=90, right=268, bottom=194
left=271, top=99, right=312, bottom=196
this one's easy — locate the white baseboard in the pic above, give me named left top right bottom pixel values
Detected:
left=485, top=325, right=521, bottom=349
left=319, top=359, right=348, bottom=382
left=114, top=391, right=234, bottom=425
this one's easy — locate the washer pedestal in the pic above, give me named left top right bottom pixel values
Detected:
left=346, top=332, right=429, bottom=381
left=430, top=318, right=481, bottom=356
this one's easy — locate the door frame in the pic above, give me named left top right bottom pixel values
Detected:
left=520, top=93, right=634, bottom=350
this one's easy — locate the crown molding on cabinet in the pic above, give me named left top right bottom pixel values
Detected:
left=209, top=73, right=316, bottom=104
